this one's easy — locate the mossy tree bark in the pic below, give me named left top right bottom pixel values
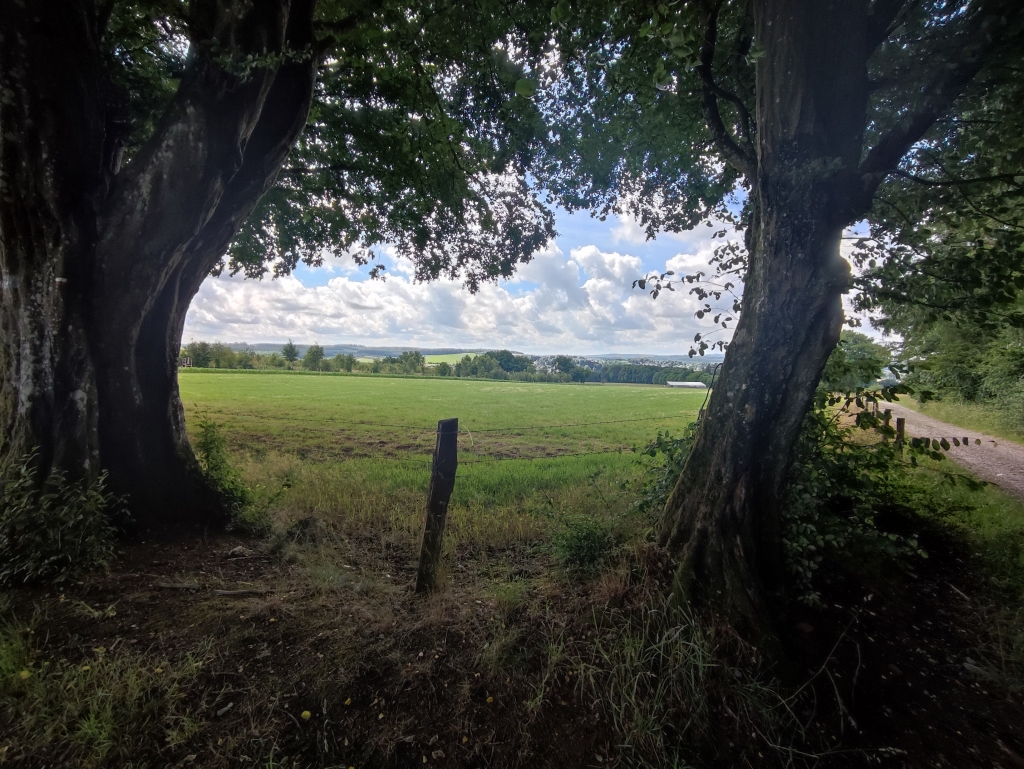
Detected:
left=659, top=0, right=1011, bottom=641
left=0, top=0, right=318, bottom=530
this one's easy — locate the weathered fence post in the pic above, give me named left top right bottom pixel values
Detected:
left=415, top=418, right=458, bottom=594
left=896, top=417, right=905, bottom=451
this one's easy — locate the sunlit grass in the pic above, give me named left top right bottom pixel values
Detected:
left=180, top=371, right=702, bottom=554
left=900, top=398, right=1024, bottom=444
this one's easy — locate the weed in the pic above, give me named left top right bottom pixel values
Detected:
left=553, top=514, right=614, bottom=576
left=567, top=596, right=790, bottom=767
left=194, top=415, right=281, bottom=537
left=0, top=453, right=118, bottom=586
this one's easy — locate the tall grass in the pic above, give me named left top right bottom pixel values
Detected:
left=911, top=460, right=1024, bottom=685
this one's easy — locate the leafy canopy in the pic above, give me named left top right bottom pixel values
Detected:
left=535, top=0, right=1024, bottom=351
left=103, top=0, right=557, bottom=291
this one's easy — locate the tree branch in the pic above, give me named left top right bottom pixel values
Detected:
left=92, top=0, right=304, bottom=341
left=865, top=0, right=914, bottom=53
left=893, top=169, right=1023, bottom=188
left=858, top=0, right=1024, bottom=198
left=313, top=1, right=383, bottom=56
left=96, top=0, right=116, bottom=39
left=177, top=0, right=320, bottom=285
left=696, top=3, right=756, bottom=179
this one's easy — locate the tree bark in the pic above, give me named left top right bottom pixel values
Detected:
left=660, top=0, right=872, bottom=642
left=1, top=0, right=317, bottom=532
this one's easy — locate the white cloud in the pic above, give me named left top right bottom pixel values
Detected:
left=183, top=242, right=737, bottom=354
left=610, top=215, right=648, bottom=244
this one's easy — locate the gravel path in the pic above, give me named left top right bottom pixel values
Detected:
left=885, top=402, right=1024, bottom=505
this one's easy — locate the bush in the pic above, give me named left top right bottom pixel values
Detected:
left=0, top=454, right=118, bottom=586
left=781, top=404, right=929, bottom=603
left=635, top=399, right=933, bottom=604
left=553, top=514, right=613, bottom=574
left=633, top=421, right=700, bottom=517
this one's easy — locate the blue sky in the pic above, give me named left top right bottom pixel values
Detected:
left=182, top=206, right=873, bottom=355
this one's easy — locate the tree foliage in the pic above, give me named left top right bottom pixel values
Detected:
left=207, top=0, right=557, bottom=287
left=302, top=344, right=326, bottom=371
left=537, top=0, right=1024, bottom=348
left=853, top=64, right=1024, bottom=334
left=281, top=340, right=299, bottom=363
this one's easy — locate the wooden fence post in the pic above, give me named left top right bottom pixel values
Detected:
left=896, top=417, right=905, bottom=450
left=415, top=418, right=459, bottom=594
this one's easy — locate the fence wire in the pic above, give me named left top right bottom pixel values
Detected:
left=206, top=412, right=687, bottom=433
left=206, top=412, right=691, bottom=465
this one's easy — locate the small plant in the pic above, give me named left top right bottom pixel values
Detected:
left=633, top=421, right=700, bottom=517
left=553, top=514, right=613, bottom=575
left=0, top=453, right=118, bottom=586
left=193, top=416, right=272, bottom=536
left=781, top=405, right=928, bottom=603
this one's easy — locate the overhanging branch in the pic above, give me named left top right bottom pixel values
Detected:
left=893, top=169, right=1023, bottom=188
left=697, top=3, right=756, bottom=180
left=858, top=0, right=1024, bottom=199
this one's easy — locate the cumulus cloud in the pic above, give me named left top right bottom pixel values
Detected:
left=610, top=215, right=649, bottom=245
left=183, top=239, right=737, bottom=354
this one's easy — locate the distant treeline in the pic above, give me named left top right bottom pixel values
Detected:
left=591, top=363, right=714, bottom=385
left=180, top=342, right=715, bottom=385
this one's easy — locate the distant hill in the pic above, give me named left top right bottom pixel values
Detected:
left=213, top=342, right=724, bottom=363
left=225, top=343, right=506, bottom=359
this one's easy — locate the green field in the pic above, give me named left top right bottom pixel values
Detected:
left=423, top=352, right=476, bottom=364
left=178, top=370, right=706, bottom=550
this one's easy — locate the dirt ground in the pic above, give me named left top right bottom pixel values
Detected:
left=3, top=517, right=1024, bottom=769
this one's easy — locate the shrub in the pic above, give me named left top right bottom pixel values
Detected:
left=0, top=454, right=118, bottom=586
left=554, top=514, right=613, bottom=574
left=633, top=421, right=700, bottom=517
left=781, top=404, right=929, bottom=603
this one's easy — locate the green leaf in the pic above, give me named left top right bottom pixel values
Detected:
left=514, top=79, right=537, bottom=98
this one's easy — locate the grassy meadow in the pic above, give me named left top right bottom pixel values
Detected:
left=5, top=370, right=1024, bottom=768
left=179, top=370, right=706, bottom=553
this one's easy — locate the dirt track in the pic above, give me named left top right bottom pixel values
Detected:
left=886, top=401, right=1024, bottom=505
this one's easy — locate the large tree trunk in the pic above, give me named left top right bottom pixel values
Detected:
left=660, top=0, right=871, bottom=641
left=1, top=0, right=317, bottom=532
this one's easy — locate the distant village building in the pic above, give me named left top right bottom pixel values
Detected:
left=666, top=381, right=706, bottom=388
